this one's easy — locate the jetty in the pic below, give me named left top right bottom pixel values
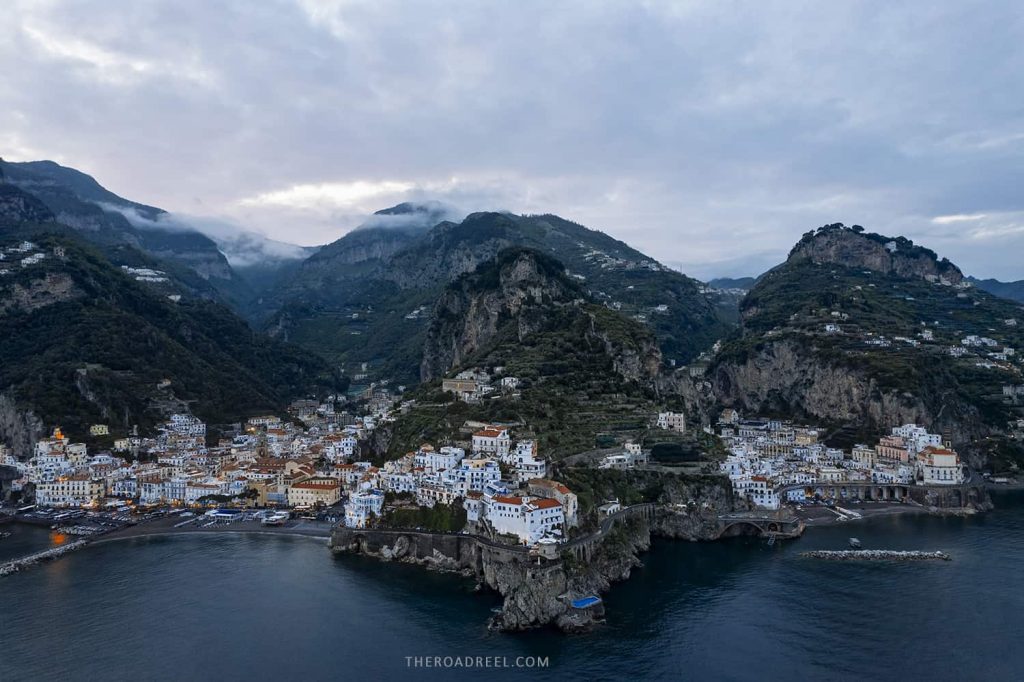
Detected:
left=0, top=540, right=89, bottom=577
left=801, top=549, right=951, bottom=562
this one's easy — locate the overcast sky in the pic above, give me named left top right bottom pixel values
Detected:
left=2, top=1, right=1022, bottom=279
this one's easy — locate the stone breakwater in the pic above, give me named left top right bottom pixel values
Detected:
left=801, top=549, right=951, bottom=562
left=0, top=540, right=89, bottom=576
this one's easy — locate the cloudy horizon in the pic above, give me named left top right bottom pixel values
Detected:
left=2, top=1, right=1022, bottom=280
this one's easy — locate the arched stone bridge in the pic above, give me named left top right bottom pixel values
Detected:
left=715, top=512, right=805, bottom=540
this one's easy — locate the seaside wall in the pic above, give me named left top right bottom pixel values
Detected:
left=330, top=529, right=483, bottom=572
left=907, top=483, right=991, bottom=511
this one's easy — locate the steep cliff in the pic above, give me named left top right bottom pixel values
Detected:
left=421, top=248, right=664, bottom=383
left=0, top=393, right=44, bottom=459
left=420, top=248, right=583, bottom=381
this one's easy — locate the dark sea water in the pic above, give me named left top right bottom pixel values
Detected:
left=3, top=493, right=1023, bottom=682
left=0, top=523, right=60, bottom=563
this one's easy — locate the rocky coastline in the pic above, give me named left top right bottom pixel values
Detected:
left=330, top=481, right=992, bottom=633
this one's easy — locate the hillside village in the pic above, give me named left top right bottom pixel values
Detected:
left=718, top=411, right=968, bottom=510
left=0, top=401, right=599, bottom=546
left=3, top=382, right=991, bottom=545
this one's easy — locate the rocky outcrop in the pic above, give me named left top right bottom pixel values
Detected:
left=420, top=247, right=663, bottom=384
left=0, top=273, right=80, bottom=315
left=483, top=555, right=571, bottom=630
left=789, top=224, right=963, bottom=284
left=591, top=317, right=663, bottom=382
left=484, top=517, right=654, bottom=632
left=330, top=511, right=658, bottom=633
left=652, top=478, right=741, bottom=539
left=908, top=484, right=992, bottom=512
left=420, top=248, right=582, bottom=381
left=0, top=392, right=44, bottom=459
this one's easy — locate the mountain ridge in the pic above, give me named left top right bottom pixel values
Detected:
left=707, top=223, right=1024, bottom=469
left=266, top=210, right=729, bottom=383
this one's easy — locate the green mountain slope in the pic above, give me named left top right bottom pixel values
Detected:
left=0, top=232, right=346, bottom=452
left=268, top=209, right=729, bottom=384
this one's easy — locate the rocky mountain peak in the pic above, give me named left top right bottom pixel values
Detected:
left=788, top=223, right=963, bottom=284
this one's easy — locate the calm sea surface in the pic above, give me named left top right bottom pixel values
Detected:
left=3, top=492, right=1023, bottom=681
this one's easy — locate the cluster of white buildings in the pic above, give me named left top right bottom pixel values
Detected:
left=3, top=407, right=391, bottom=511
left=120, top=265, right=169, bottom=283
left=3, top=409, right=579, bottom=546
left=369, top=425, right=575, bottom=544
left=0, top=240, right=56, bottom=276
left=806, top=299, right=1021, bottom=376
left=718, top=413, right=966, bottom=510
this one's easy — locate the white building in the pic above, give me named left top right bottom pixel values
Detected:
left=891, top=424, right=943, bottom=455
left=916, top=447, right=964, bottom=485
left=471, top=427, right=511, bottom=459
left=382, top=471, right=417, bottom=495
left=413, top=445, right=463, bottom=474
left=480, top=495, right=565, bottom=545
left=35, top=475, right=104, bottom=508
left=450, top=457, right=501, bottom=494
left=657, top=412, right=686, bottom=433
left=344, top=489, right=385, bottom=528
left=731, top=475, right=780, bottom=510
left=526, top=479, right=579, bottom=527
left=507, top=441, right=547, bottom=483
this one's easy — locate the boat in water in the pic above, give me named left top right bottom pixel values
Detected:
left=849, top=537, right=862, bottom=549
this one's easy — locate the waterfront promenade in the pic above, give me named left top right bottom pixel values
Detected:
left=92, top=517, right=334, bottom=544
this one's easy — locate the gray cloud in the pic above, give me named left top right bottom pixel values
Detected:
left=2, top=0, right=1022, bottom=280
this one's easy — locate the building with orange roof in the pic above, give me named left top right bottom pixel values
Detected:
left=471, top=427, right=511, bottom=459
left=474, top=492, right=565, bottom=545
left=916, top=446, right=964, bottom=485
left=526, top=479, right=578, bottom=526
left=287, top=477, right=342, bottom=507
